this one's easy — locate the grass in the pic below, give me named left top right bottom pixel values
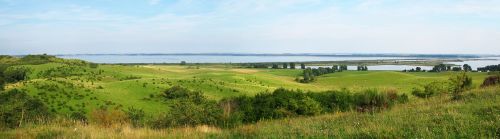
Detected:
left=1, top=86, right=498, bottom=138
left=1, top=58, right=496, bottom=138
left=4, top=63, right=489, bottom=118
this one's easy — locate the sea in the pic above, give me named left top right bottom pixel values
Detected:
left=58, top=54, right=500, bottom=71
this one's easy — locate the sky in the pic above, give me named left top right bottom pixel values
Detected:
left=0, top=0, right=500, bottom=55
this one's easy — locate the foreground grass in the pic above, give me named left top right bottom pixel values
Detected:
left=2, top=87, right=498, bottom=138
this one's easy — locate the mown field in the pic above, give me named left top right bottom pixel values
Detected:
left=0, top=55, right=498, bottom=138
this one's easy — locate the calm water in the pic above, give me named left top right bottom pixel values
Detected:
left=59, top=55, right=420, bottom=64
left=59, top=55, right=500, bottom=71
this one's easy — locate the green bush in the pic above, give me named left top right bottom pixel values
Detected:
left=125, top=107, right=145, bottom=127
left=151, top=86, right=223, bottom=128
left=3, top=66, right=31, bottom=83
left=353, top=89, right=402, bottom=112
left=252, top=88, right=322, bottom=120
left=412, top=81, right=448, bottom=98
left=151, top=99, right=222, bottom=128
left=307, top=89, right=354, bottom=112
left=0, top=89, right=51, bottom=128
left=162, top=86, right=205, bottom=104
left=449, top=72, right=473, bottom=100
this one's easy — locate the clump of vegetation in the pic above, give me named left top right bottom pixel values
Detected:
left=90, top=107, right=128, bottom=127
left=298, top=67, right=337, bottom=83
left=0, top=89, right=51, bottom=129
left=3, top=66, right=31, bottom=83
left=151, top=86, right=222, bottom=128
left=481, top=75, right=500, bottom=87
left=448, top=72, right=473, bottom=100
left=412, top=81, right=449, bottom=98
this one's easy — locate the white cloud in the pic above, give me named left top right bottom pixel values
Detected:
left=0, top=0, right=500, bottom=54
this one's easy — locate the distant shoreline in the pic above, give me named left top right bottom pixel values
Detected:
left=51, top=53, right=483, bottom=58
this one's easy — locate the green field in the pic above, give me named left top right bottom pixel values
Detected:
left=5, top=62, right=489, bottom=116
left=0, top=56, right=498, bottom=138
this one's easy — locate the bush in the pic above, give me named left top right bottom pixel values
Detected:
left=70, top=111, right=88, bottom=122
left=90, top=108, right=128, bottom=127
left=353, top=89, right=403, bottom=112
left=449, top=72, right=473, bottom=100
left=151, top=99, right=222, bottom=128
left=412, top=81, right=449, bottom=98
left=252, top=88, right=322, bottom=120
left=163, top=86, right=204, bottom=104
left=125, top=107, right=145, bottom=127
left=3, top=66, right=31, bottom=83
left=151, top=86, right=223, bottom=128
left=481, top=75, right=500, bottom=87
left=307, top=89, right=353, bottom=112
left=0, top=89, right=51, bottom=128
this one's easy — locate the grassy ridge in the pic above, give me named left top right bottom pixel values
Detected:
left=1, top=87, right=498, bottom=138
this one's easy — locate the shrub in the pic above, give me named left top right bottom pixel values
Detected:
left=151, top=99, right=222, bottom=128
left=69, top=111, right=88, bottom=122
left=90, top=108, right=128, bottom=127
left=307, top=89, right=353, bottom=112
left=353, top=89, right=403, bottom=112
left=252, top=88, right=322, bottom=120
left=163, top=86, right=204, bottom=104
left=0, top=89, right=51, bottom=128
left=412, top=81, right=449, bottom=98
left=151, top=86, right=223, bottom=128
left=124, top=107, right=145, bottom=127
left=3, top=66, right=31, bottom=83
left=481, top=75, right=500, bottom=87
left=449, top=72, right=473, bottom=100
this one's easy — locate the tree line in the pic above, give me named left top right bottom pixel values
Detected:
left=403, top=64, right=474, bottom=72
left=477, top=64, right=500, bottom=72
left=297, top=65, right=349, bottom=83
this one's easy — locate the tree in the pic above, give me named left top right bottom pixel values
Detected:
left=416, top=67, right=422, bottom=72
left=300, top=63, right=306, bottom=69
left=452, top=67, right=462, bottom=71
left=289, top=62, right=296, bottom=69
left=282, top=63, right=288, bottom=69
left=463, top=64, right=472, bottom=72
left=332, top=65, right=339, bottom=71
left=449, top=72, right=472, bottom=100
left=272, top=64, right=279, bottom=69
left=180, top=61, right=187, bottom=65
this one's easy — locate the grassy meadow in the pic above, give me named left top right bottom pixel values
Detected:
left=0, top=55, right=498, bottom=138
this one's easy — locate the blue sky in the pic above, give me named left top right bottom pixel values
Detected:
left=1, top=0, right=499, bottom=54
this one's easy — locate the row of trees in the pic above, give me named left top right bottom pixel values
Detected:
left=477, top=64, right=500, bottom=72
left=429, top=64, right=473, bottom=72
left=297, top=65, right=350, bottom=83
left=247, top=63, right=351, bottom=71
